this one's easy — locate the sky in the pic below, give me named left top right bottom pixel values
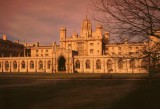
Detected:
left=0, top=0, right=93, bottom=45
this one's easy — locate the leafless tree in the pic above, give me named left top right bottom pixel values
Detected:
left=92, top=0, right=160, bottom=42
left=92, top=0, right=160, bottom=75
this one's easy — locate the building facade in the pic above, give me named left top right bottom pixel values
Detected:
left=0, top=34, right=24, bottom=57
left=0, top=18, right=159, bottom=73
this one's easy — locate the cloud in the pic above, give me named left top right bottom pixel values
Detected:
left=0, top=0, right=91, bottom=45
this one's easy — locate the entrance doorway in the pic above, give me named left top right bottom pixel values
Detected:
left=58, top=56, right=66, bottom=71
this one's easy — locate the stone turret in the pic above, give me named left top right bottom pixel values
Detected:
left=60, top=27, right=66, bottom=41
left=60, top=27, right=66, bottom=48
left=81, top=17, right=92, bottom=38
left=96, top=24, right=103, bottom=39
left=103, top=32, right=110, bottom=44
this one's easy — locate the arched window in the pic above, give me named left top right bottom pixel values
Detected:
left=107, top=60, right=112, bottom=70
left=5, top=61, right=9, bottom=70
left=75, top=60, right=80, bottom=69
left=118, top=59, right=123, bottom=69
left=13, top=61, right=17, bottom=69
left=96, top=59, right=101, bottom=69
left=47, top=60, right=51, bottom=69
left=39, top=60, right=43, bottom=69
left=86, top=60, right=90, bottom=69
left=130, top=59, right=135, bottom=69
left=0, top=62, right=1, bottom=69
left=141, top=59, right=148, bottom=69
left=30, top=61, right=34, bottom=69
left=21, top=61, right=25, bottom=69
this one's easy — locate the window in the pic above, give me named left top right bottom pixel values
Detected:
left=136, top=47, right=139, bottom=50
left=118, top=47, right=121, bottom=51
left=41, top=50, right=43, bottom=52
left=129, top=52, right=132, bottom=55
left=75, top=60, right=80, bottom=69
left=118, top=59, right=123, bottom=69
left=36, top=50, right=38, bottom=52
left=129, top=46, right=132, bottom=50
left=68, top=44, right=71, bottom=50
left=90, top=43, right=93, bottom=46
left=39, top=61, right=43, bottom=69
left=106, top=48, right=108, bottom=51
left=41, top=54, right=43, bottom=57
left=90, top=49, right=94, bottom=54
left=107, top=60, right=112, bottom=70
left=45, top=54, right=48, bottom=57
left=129, top=59, right=135, bottom=69
left=46, top=49, right=48, bottom=52
left=30, top=61, right=34, bottom=69
left=21, top=61, right=25, bottom=69
left=96, top=60, right=101, bottom=69
left=141, top=59, right=147, bottom=69
left=112, top=52, right=115, bottom=55
left=47, top=60, right=51, bottom=69
left=13, top=61, right=17, bottom=69
left=86, top=60, right=90, bottom=69
left=97, top=50, right=99, bottom=53
left=5, top=61, right=9, bottom=70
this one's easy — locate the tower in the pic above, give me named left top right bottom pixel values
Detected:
left=103, top=32, right=110, bottom=44
left=95, top=24, right=103, bottom=39
left=81, top=16, right=92, bottom=38
left=60, top=27, right=66, bottom=48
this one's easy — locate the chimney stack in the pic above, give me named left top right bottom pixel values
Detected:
left=2, top=34, right=7, bottom=40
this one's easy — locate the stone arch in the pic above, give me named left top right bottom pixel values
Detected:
left=30, top=60, right=34, bottom=69
left=13, top=61, right=17, bottom=69
left=58, top=55, right=66, bottom=71
left=96, top=59, right=101, bottom=69
left=86, top=59, right=90, bottom=69
left=38, top=60, right=43, bottom=70
left=75, top=60, right=80, bottom=69
left=107, top=59, right=112, bottom=71
left=118, top=58, right=123, bottom=69
left=0, top=61, right=1, bottom=69
left=21, top=61, right=25, bottom=69
left=5, top=61, right=9, bottom=70
left=47, top=60, right=51, bottom=69
left=129, top=58, right=136, bottom=69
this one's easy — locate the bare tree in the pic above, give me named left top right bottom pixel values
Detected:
left=92, top=0, right=160, bottom=76
left=92, top=0, right=160, bottom=42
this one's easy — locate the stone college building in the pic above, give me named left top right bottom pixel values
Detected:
left=0, top=17, right=159, bottom=73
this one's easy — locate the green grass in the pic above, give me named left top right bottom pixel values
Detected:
left=0, top=78, right=160, bottom=109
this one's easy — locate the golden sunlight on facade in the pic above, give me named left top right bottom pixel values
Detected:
left=0, top=17, right=159, bottom=73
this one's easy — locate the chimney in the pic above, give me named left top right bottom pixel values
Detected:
left=36, top=42, right=39, bottom=47
left=2, top=34, right=7, bottom=40
left=52, top=41, right=56, bottom=46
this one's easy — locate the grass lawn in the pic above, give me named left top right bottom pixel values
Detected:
left=0, top=78, right=160, bottom=109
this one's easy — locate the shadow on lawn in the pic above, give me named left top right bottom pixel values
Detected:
left=110, top=80, right=160, bottom=109
left=1, top=79, right=160, bottom=109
